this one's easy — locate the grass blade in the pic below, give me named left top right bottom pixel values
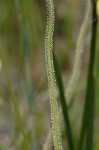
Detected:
left=85, top=77, right=95, bottom=150
left=78, top=0, right=98, bottom=149
left=53, top=53, right=74, bottom=150
left=85, top=0, right=98, bottom=149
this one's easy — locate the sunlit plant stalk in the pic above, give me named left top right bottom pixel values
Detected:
left=66, top=0, right=91, bottom=103
left=97, top=0, right=99, bottom=16
left=45, top=0, right=63, bottom=149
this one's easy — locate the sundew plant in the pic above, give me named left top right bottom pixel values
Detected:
left=0, top=0, right=99, bottom=150
left=45, top=0, right=63, bottom=149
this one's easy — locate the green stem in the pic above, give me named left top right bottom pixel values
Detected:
left=78, top=0, right=98, bottom=149
left=85, top=0, right=98, bottom=149
left=53, top=53, right=74, bottom=150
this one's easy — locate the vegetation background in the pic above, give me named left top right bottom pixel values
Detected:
left=0, top=0, right=99, bottom=149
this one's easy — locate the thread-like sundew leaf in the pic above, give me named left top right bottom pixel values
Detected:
left=43, top=0, right=91, bottom=148
left=45, top=0, right=63, bottom=149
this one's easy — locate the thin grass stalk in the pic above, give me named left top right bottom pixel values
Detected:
left=78, top=0, right=98, bottom=149
left=85, top=0, right=98, bottom=149
left=53, top=53, right=74, bottom=150
left=85, top=77, right=95, bottom=150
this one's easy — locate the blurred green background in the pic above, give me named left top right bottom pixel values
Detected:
left=0, top=0, right=99, bottom=149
